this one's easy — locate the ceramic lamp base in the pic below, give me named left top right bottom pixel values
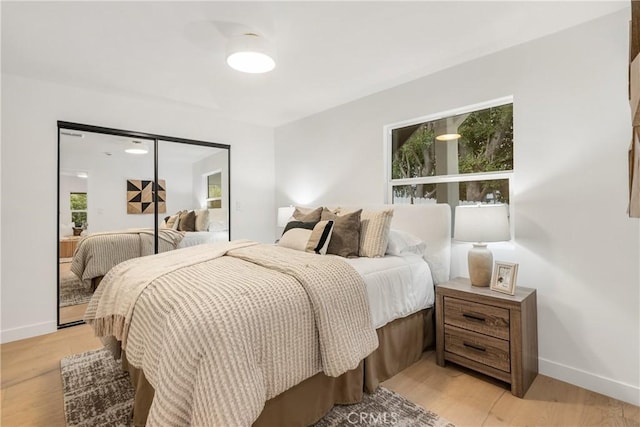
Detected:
left=468, top=243, right=493, bottom=287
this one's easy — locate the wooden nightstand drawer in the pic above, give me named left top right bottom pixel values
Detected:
left=444, top=324, right=510, bottom=373
left=444, top=296, right=510, bottom=340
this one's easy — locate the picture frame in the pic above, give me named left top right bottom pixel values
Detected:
left=490, top=261, right=519, bottom=295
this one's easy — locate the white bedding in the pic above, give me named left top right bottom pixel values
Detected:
left=344, top=254, right=434, bottom=329
left=177, top=231, right=229, bottom=248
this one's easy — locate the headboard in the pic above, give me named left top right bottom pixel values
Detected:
left=338, top=204, right=451, bottom=284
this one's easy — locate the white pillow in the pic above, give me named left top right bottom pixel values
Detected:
left=278, top=220, right=334, bottom=255
left=208, top=220, right=228, bottom=232
left=208, top=209, right=228, bottom=231
left=386, top=229, right=426, bottom=256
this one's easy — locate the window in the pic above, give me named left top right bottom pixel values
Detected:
left=205, top=171, right=222, bottom=209
left=386, top=98, right=513, bottom=214
left=70, top=192, right=87, bottom=226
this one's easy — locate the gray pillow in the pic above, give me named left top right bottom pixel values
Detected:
left=293, top=206, right=323, bottom=222
left=320, top=208, right=362, bottom=258
left=178, top=210, right=196, bottom=232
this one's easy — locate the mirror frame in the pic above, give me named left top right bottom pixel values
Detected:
left=57, top=121, right=231, bottom=328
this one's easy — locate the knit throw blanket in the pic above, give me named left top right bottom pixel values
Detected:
left=84, top=241, right=378, bottom=427
left=71, top=228, right=184, bottom=289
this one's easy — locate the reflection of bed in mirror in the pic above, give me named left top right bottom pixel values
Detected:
left=162, top=207, right=229, bottom=248
left=179, top=231, right=229, bottom=247
left=69, top=209, right=229, bottom=291
left=57, top=122, right=230, bottom=327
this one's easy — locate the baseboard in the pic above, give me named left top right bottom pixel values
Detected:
left=539, top=357, right=640, bottom=406
left=0, top=321, right=57, bottom=344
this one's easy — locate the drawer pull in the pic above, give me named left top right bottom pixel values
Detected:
left=462, top=313, right=486, bottom=322
left=463, top=342, right=487, bottom=352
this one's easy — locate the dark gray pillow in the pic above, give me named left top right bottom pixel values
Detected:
left=178, top=210, right=196, bottom=232
left=320, top=208, right=362, bottom=258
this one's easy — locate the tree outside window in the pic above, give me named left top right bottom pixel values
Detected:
left=389, top=101, right=513, bottom=207
left=70, top=192, right=87, bottom=227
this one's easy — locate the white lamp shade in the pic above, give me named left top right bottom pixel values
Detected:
left=277, top=206, right=295, bottom=227
left=226, top=33, right=276, bottom=74
left=454, top=204, right=510, bottom=243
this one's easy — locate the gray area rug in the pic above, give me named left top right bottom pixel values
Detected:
left=61, top=348, right=134, bottom=427
left=59, top=268, right=93, bottom=307
left=61, top=348, right=455, bottom=427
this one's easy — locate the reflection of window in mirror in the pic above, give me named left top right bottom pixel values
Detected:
left=206, top=171, right=222, bottom=209
left=70, top=192, right=88, bottom=227
left=60, top=168, right=89, bottom=238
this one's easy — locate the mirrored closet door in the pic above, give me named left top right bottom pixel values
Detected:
left=156, top=140, right=229, bottom=247
left=57, top=122, right=230, bottom=327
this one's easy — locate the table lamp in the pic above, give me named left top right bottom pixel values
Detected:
left=454, top=204, right=511, bottom=287
left=277, top=206, right=295, bottom=228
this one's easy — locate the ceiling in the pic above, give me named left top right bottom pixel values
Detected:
left=2, top=1, right=628, bottom=127
left=60, top=129, right=223, bottom=170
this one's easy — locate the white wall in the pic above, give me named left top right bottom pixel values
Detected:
left=275, top=10, right=639, bottom=405
left=0, top=73, right=276, bottom=342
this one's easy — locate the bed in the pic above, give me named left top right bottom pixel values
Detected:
left=85, top=203, right=451, bottom=427
left=70, top=228, right=229, bottom=290
left=178, top=230, right=230, bottom=248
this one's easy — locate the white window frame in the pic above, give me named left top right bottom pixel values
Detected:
left=204, top=169, right=222, bottom=209
left=70, top=192, right=88, bottom=226
left=383, top=96, right=514, bottom=204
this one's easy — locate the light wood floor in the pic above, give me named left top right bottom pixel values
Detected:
left=1, top=325, right=638, bottom=427
left=382, top=353, right=639, bottom=426
left=59, top=303, right=88, bottom=325
left=1, top=325, right=102, bottom=427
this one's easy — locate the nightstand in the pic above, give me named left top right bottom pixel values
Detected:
left=435, top=277, right=538, bottom=398
left=59, top=236, right=81, bottom=258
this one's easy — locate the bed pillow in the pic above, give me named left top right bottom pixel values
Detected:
left=208, top=221, right=228, bottom=232
left=194, top=209, right=209, bottom=232
left=358, top=209, right=394, bottom=257
left=178, top=210, right=196, bottom=232
left=208, top=209, right=228, bottom=231
left=292, top=206, right=323, bottom=222
left=278, top=220, right=334, bottom=254
left=386, top=229, right=427, bottom=256
left=320, top=208, right=362, bottom=258
left=165, top=213, right=181, bottom=230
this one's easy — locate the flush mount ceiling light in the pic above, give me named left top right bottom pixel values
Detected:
left=76, top=172, right=88, bottom=179
left=125, top=140, right=149, bottom=155
left=226, top=33, right=276, bottom=74
left=435, top=133, right=461, bottom=141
